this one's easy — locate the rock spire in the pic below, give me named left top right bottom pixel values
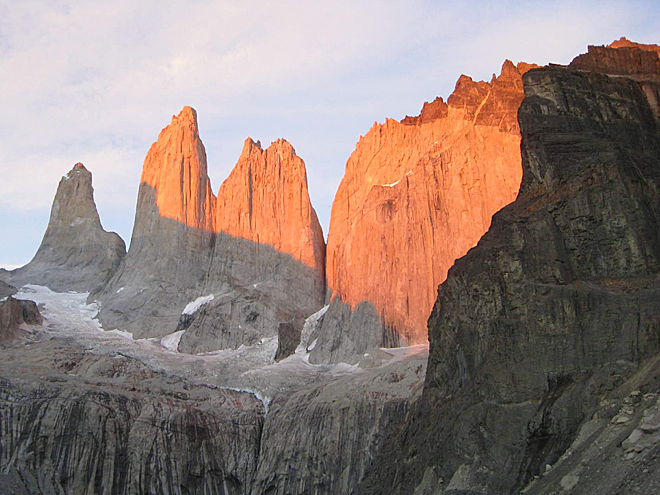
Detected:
left=0, top=163, right=126, bottom=292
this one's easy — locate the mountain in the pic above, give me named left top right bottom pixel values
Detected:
left=311, top=60, right=535, bottom=363
left=177, top=138, right=326, bottom=353
left=358, top=40, right=660, bottom=495
left=0, top=163, right=125, bottom=292
left=91, top=107, right=217, bottom=337
left=94, top=107, right=325, bottom=351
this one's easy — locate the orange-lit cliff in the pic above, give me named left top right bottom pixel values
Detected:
left=315, top=61, right=536, bottom=361
left=215, top=138, right=325, bottom=277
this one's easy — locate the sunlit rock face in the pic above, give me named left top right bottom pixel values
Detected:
left=139, top=106, right=216, bottom=232
left=313, top=61, right=534, bottom=363
left=215, top=137, right=325, bottom=277
left=0, top=163, right=126, bottom=293
left=570, top=37, right=660, bottom=77
left=94, top=107, right=325, bottom=349
left=358, top=40, right=660, bottom=495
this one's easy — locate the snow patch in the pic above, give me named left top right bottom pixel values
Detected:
left=182, top=294, right=215, bottom=315
left=381, top=171, right=412, bottom=187
left=70, top=217, right=89, bottom=227
left=161, top=330, right=185, bottom=352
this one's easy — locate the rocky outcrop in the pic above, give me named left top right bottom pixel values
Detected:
left=0, top=296, right=42, bottom=344
left=215, top=138, right=325, bottom=277
left=0, top=344, right=263, bottom=495
left=95, top=108, right=325, bottom=351
left=570, top=39, right=660, bottom=79
left=358, top=43, right=660, bottom=495
left=0, top=164, right=126, bottom=293
left=313, top=61, right=533, bottom=363
left=0, top=289, right=426, bottom=495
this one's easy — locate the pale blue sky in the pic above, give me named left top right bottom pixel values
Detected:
left=1, top=0, right=659, bottom=268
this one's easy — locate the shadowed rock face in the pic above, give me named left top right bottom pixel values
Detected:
left=95, top=107, right=325, bottom=350
left=0, top=163, right=126, bottom=293
left=313, top=61, right=534, bottom=364
left=357, top=42, right=660, bottom=495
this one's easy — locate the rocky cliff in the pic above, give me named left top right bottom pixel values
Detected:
left=312, top=60, right=533, bottom=363
left=95, top=107, right=325, bottom=350
left=0, top=342, right=264, bottom=495
left=0, top=286, right=426, bottom=495
left=0, top=164, right=126, bottom=293
left=358, top=42, right=660, bottom=495
left=215, top=138, right=325, bottom=276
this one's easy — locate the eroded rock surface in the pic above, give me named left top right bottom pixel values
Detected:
left=0, top=342, right=263, bottom=495
left=358, top=42, right=660, bottom=495
left=0, top=285, right=427, bottom=495
left=0, top=164, right=125, bottom=293
left=250, top=347, right=427, bottom=495
left=314, top=61, right=533, bottom=363
left=179, top=140, right=325, bottom=353
left=93, top=107, right=216, bottom=338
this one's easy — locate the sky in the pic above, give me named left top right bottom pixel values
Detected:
left=1, top=0, right=659, bottom=268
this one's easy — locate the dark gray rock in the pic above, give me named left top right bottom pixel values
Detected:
left=91, top=184, right=215, bottom=338
left=274, top=320, right=303, bottom=362
left=250, top=346, right=427, bottom=495
left=0, top=164, right=126, bottom=293
left=309, top=298, right=401, bottom=365
left=177, top=233, right=325, bottom=353
left=358, top=54, right=660, bottom=495
left=0, top=344, right=263, bottom=495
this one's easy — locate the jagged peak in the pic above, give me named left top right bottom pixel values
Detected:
left=240, top=137, right=297, bottom=159
left=516, top=61, right=540, bottom=75
left=241, top=137, right=263, bottom=156
left=173, top=106, right=198, bottom=126
left=268, top=138, right=297, bottom=157
left=64, top=162, right=91, bottom=178
left=400, top=97, right=448, bottom=125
